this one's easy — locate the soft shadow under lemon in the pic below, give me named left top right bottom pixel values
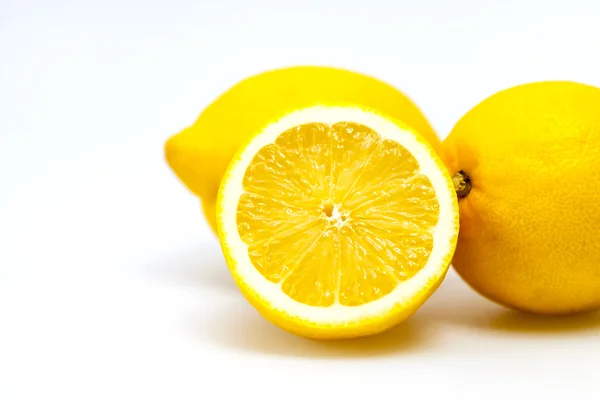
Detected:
left=422, top=271, right=600, bottom=335
left=190, top=298, right=441, bottom=358
left=488, top=309, right=600, bottom=334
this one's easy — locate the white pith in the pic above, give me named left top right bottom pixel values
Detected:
left=219, top=106, right=456, bottom=325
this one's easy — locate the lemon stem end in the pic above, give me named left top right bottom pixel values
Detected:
left=453, top=171, right=471, bottom=198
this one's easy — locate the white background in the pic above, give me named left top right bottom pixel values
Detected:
left=2, top=0, right=600, bottom=398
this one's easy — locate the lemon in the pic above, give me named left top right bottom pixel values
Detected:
left=442, top=81, right=600, bottom=315
left=217, top=106, right=459, bottom=339
left=165, top=66, right=440, bottom=233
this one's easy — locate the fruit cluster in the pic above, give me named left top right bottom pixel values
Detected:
left=166, top=66, right=600, bottom=339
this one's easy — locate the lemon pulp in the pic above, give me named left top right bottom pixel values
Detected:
left=236, top=121, right=440, bottom=308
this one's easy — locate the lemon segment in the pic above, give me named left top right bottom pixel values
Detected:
left=218, top=106, right=459, bottom=339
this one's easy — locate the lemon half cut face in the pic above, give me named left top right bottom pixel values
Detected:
left=218, top=106, right=459, bottom=339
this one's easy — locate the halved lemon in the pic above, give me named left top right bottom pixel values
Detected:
left=217, top=106, right=459, bottom=339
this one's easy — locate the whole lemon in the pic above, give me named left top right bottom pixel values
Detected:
left=165, top=66, right=439, bottom=233
left=442, top=81, right=600, bottom=315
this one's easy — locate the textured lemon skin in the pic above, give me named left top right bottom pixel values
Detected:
left=165, top=66, right=440, bottom=234
left=442, top=81, right=600, bottom=315
left=217, top=110, right=458, bottom=339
